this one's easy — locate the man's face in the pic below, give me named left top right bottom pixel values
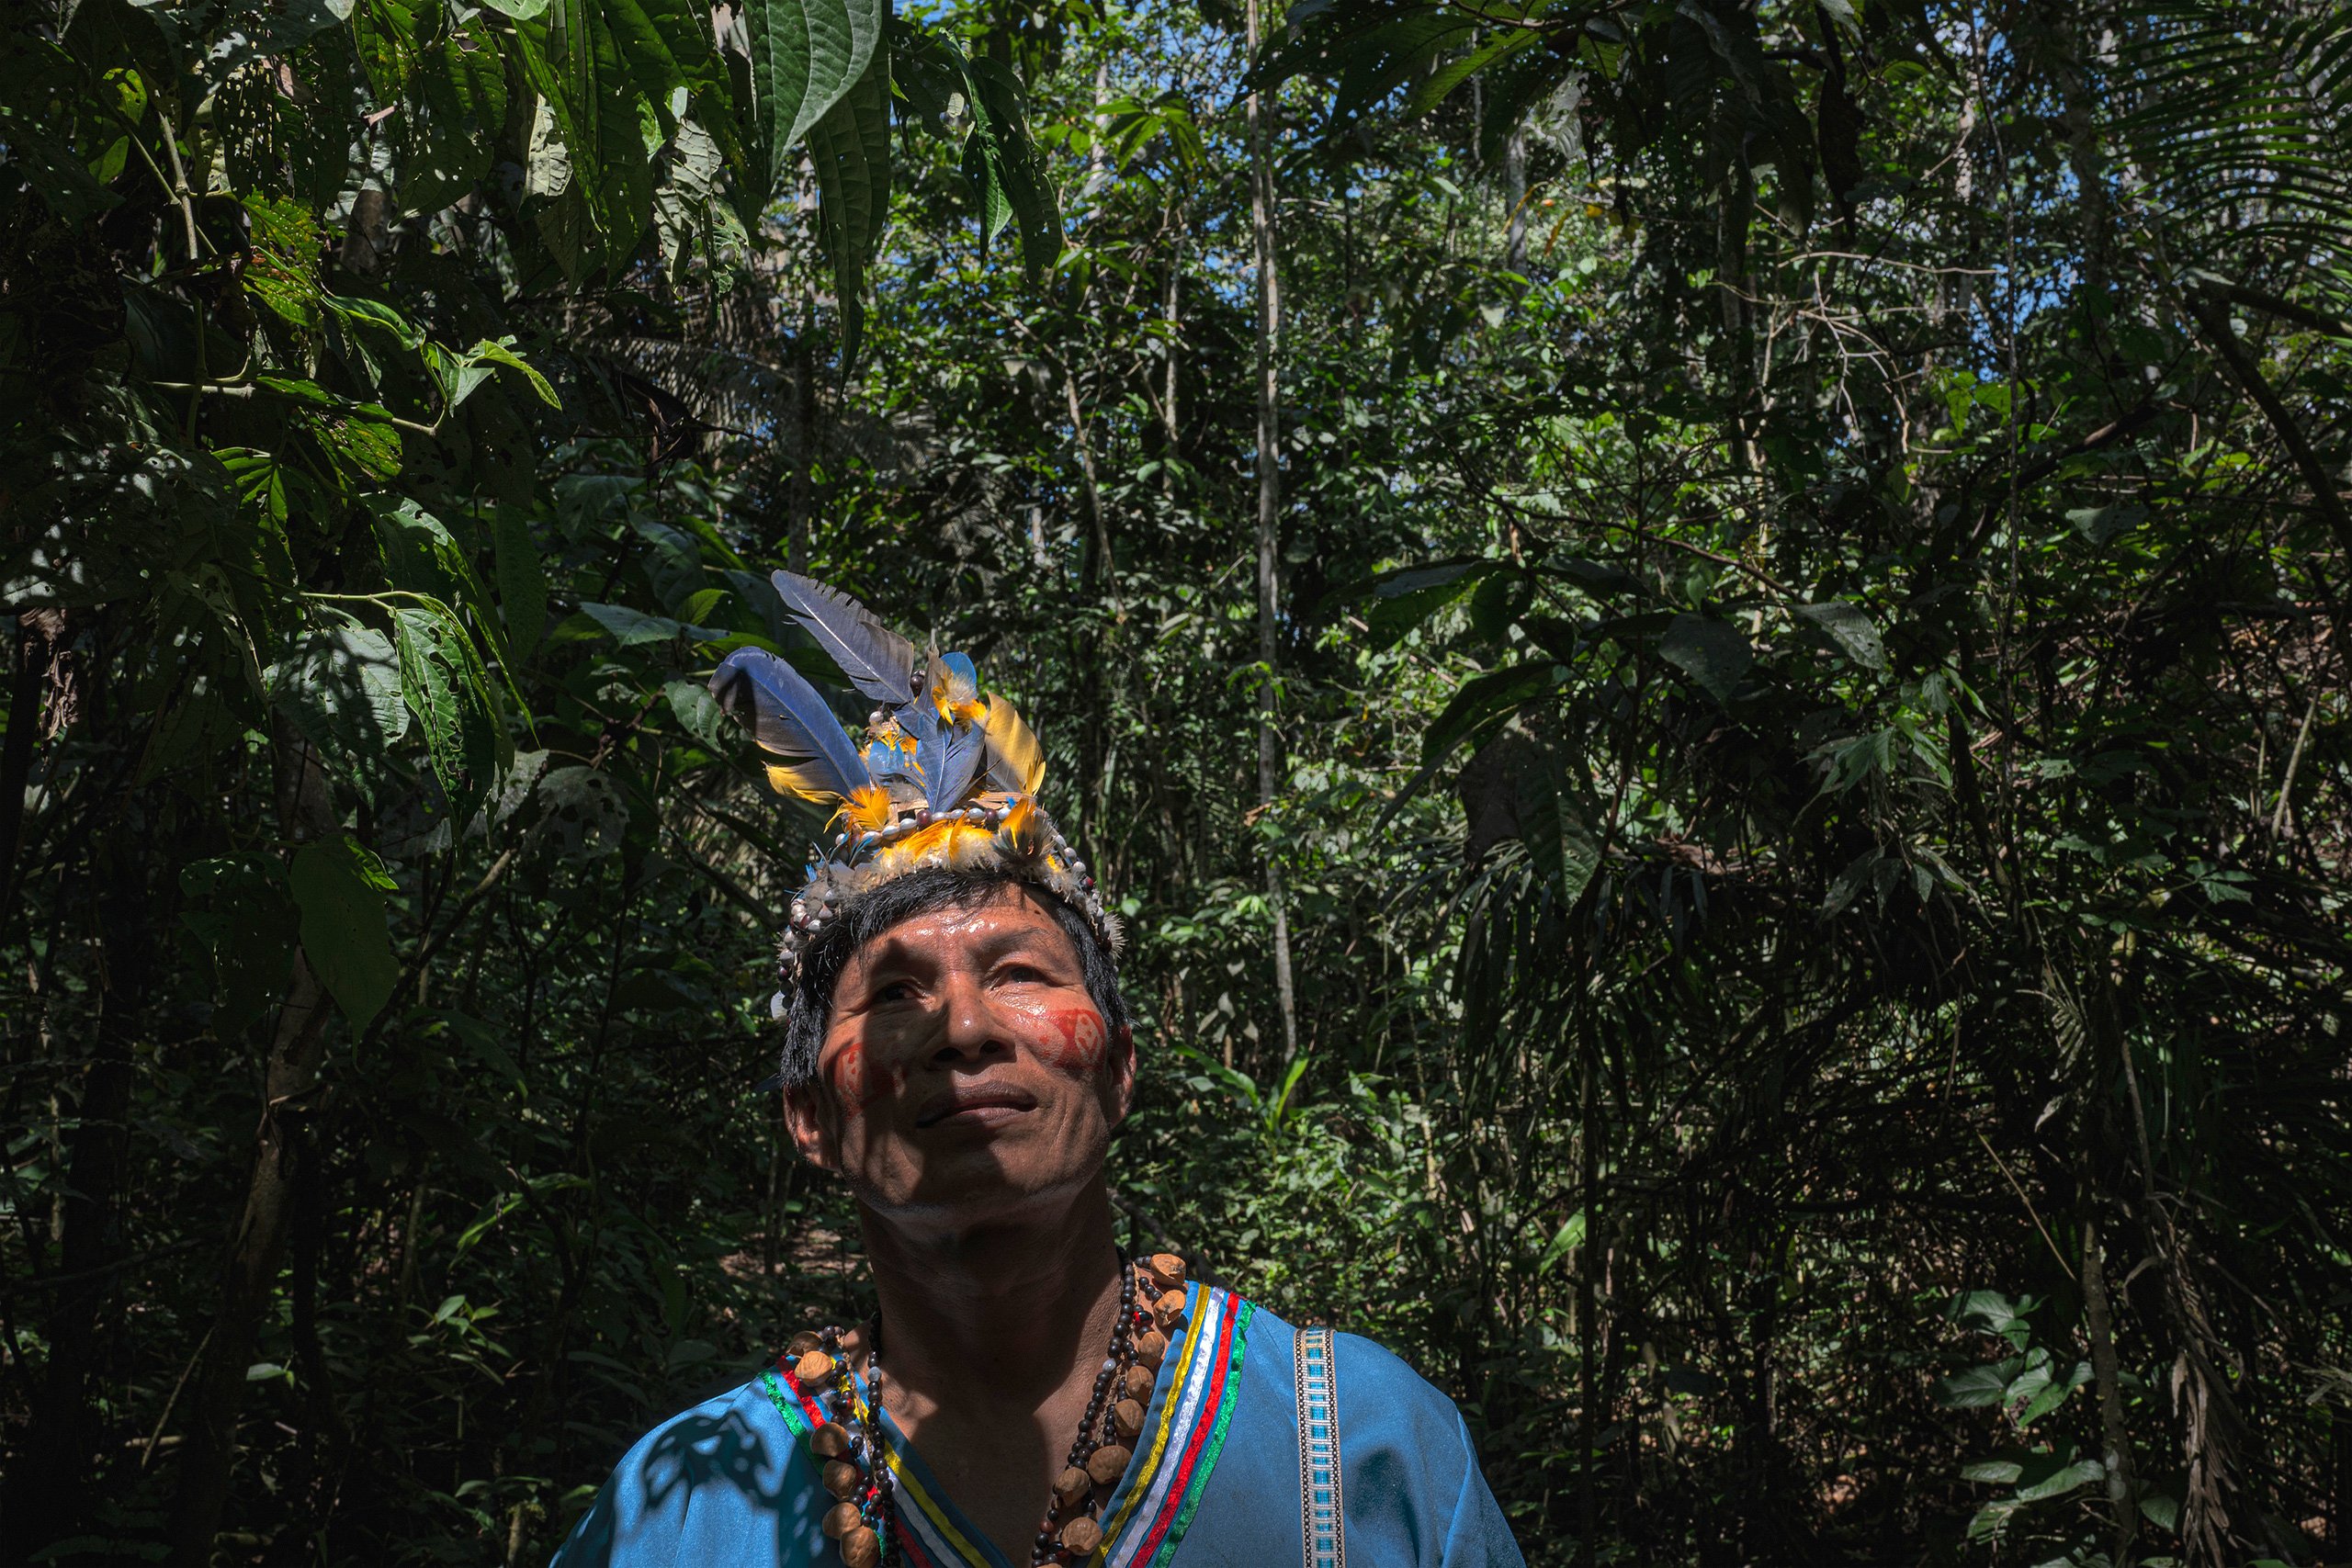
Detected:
left=783, top=885, right=1135, bottom=1225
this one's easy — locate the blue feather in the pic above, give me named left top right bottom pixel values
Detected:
left=708, top=649, right=871, bottom=800
left=927, top=724, right=986, bottom=809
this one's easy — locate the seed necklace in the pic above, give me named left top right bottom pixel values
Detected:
left=781, top=1250, right=1193, bottom=1566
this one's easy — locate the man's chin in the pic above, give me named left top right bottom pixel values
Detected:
left=853, top=1146, right=1106, bottom=1228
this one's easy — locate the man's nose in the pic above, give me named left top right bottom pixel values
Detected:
left=934, top=972, right=1010, bottom=1063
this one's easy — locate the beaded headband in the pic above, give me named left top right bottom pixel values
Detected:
left=707, top=572, right=1121, bottom=1012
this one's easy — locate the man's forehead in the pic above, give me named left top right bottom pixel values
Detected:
left=847, top=885, right=1077, bottom=970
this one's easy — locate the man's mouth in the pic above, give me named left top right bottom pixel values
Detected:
left=914, top=1083, right=1039, bottom=1129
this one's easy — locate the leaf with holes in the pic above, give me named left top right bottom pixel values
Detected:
left=394, top=604, right=500, bottom=829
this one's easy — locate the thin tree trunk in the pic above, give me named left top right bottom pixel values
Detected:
left=1504, top=129, right=1528, bottom=272
left=171, top=722, right=340, bottom=1562
left=2082, top=1214, right=2140, bottom=1564
left=1247, top=0, right=1299, bottom=1066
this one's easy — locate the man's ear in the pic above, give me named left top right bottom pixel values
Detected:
left=1106, top=1023, right=1138, bottom=1127
left=783, top=1080, right=841, bottom=1172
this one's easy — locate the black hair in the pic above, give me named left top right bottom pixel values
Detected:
left=777, top=866, right=1131, bottom=1090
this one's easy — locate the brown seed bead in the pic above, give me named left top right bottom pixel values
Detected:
left=1149, top=1254, right=1187, bottom=1290
left=840, top=1525, right=882, bottom=1568
left=1122, top=1364, right=1155, bottom=1403
left=795, top=1349, right=836, bottom=1384
left=821, top=1500, right=865, bottom=1540
left=808, top=1422, right=855, bottom=1459
left=1059, top=1517, right=1104, bottom=1555
left=1112, top=1398, right=1146, bottom=1439
left=1053, top=1465, right=1092, bottom=1509
left=1152, top=1291, right=1187, bottom=1331
left=787, top=1330, right=823, bottom=1358
left=1136, top=1330, right=1169, bottom=1369
left=1086, top=1444, right=1133, bottom=1486
left=821, top=1459, right=865, bottom=1498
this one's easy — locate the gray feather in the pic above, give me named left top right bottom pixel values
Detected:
left=770, top=571, right=920, bottom=705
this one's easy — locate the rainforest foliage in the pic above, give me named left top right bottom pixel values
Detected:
left=4, top=0, right=2350, bottom=1562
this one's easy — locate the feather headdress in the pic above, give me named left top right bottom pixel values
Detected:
left=709, top=572, right=1119, bottom=1006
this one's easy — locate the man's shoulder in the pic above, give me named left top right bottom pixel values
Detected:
left=551, top=1371, right=830, bottom=1567
left=609, top=1371, right=803, bottom=1483
left=1232, top=1295, right=1470, bottom=1427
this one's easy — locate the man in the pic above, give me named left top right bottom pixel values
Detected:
left=552, top=575, right=1523, bottom=1568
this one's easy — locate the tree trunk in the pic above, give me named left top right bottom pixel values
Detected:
left=2081, top=1214, right=2140, bottom=1564
left=1247, top=0, right=1299, bottom=1066
left=171, top=723, right=340, bottom=1562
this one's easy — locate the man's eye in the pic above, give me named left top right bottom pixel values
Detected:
left=996, top=963, right=1049, bottom=986
left=875, top=979, right=918, bottom=1003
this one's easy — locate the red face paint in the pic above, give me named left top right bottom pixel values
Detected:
left=826, top=1037, right=897, bottom=1111
left=1033, top=1007, right=1108, bottom=1074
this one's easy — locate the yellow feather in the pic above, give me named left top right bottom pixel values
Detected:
left=764, top=762, right=844, bottom=804
left=983, top=696, right=1047, bottom=795
left=842, top=784, right=894, bottom=833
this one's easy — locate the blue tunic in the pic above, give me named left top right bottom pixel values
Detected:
left=551, top=1282, right=1524, bottom=1567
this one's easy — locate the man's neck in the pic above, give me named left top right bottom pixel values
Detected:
left=860, top=1178, right=1125, bottom=1412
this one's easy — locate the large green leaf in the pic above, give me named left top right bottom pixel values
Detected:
left=807, top=43, right=891, bottom=368
left=1659, top=613, right=1753, bottom=703
left=394, top=13, right=508, bottom=215
left=393, top=604, right=501, bottom=829
left=271, top=619, right=410, bottom=799
left=288, top=833, right=401, bottom=1031
left=514, top=0, right=666, bottom=280
left=743, top=0, right=883, bottom=194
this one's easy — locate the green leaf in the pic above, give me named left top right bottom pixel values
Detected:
left=289, top=833, right=401, bottom=1031
left=580, top=602, right=726, bottom=646
left=1937, top=1357, right=2026, bottom=1408
left=242, top=195, right=325, bottom=327
left=1517, top=742, right=1602, bottom=905
left=1659, top=613, right=1753, bottom=703
left=2067, top=502, right=2147, bottom=545
left=271, top=619, right=411, bottom=798
left=959, top=52, right=1062, bottom=282
left=1536, top=1210, right=1585, bottom=1272
left=1348, top=558, right=1497, bottom=648
left=321, top=288, right=427, bottom=351
left=393, top=604, right=501, bottom=829
left=494, top=511, right=548, bottom=656
left=744, top=0, right=884, bottom=193
left=367, top=498, right=499, bottom=639
left=663, top=677, right=730, bottom=748
left=514, top=0, right=666, bottom=279
left=807, top=42, right=892, bottom=369
left=464, top=338, right=560, bottom=409
left=394, top=14, right=509, bottom=215
left=1795, top=600, right=1887, bottom=671
left=2014, top=1456, right=2102, bottom=1502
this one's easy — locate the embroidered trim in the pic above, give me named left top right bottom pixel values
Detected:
left=1096, top=1283, right=1253, bottom=1568
left=1295, top=1327, right=1344, bottom=1568
left=759, top=1364, right=823, bottom=1437
left=759, top=1292, right=1255, bottom=1568
left=884, top=1438, right=993, bottom=1568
